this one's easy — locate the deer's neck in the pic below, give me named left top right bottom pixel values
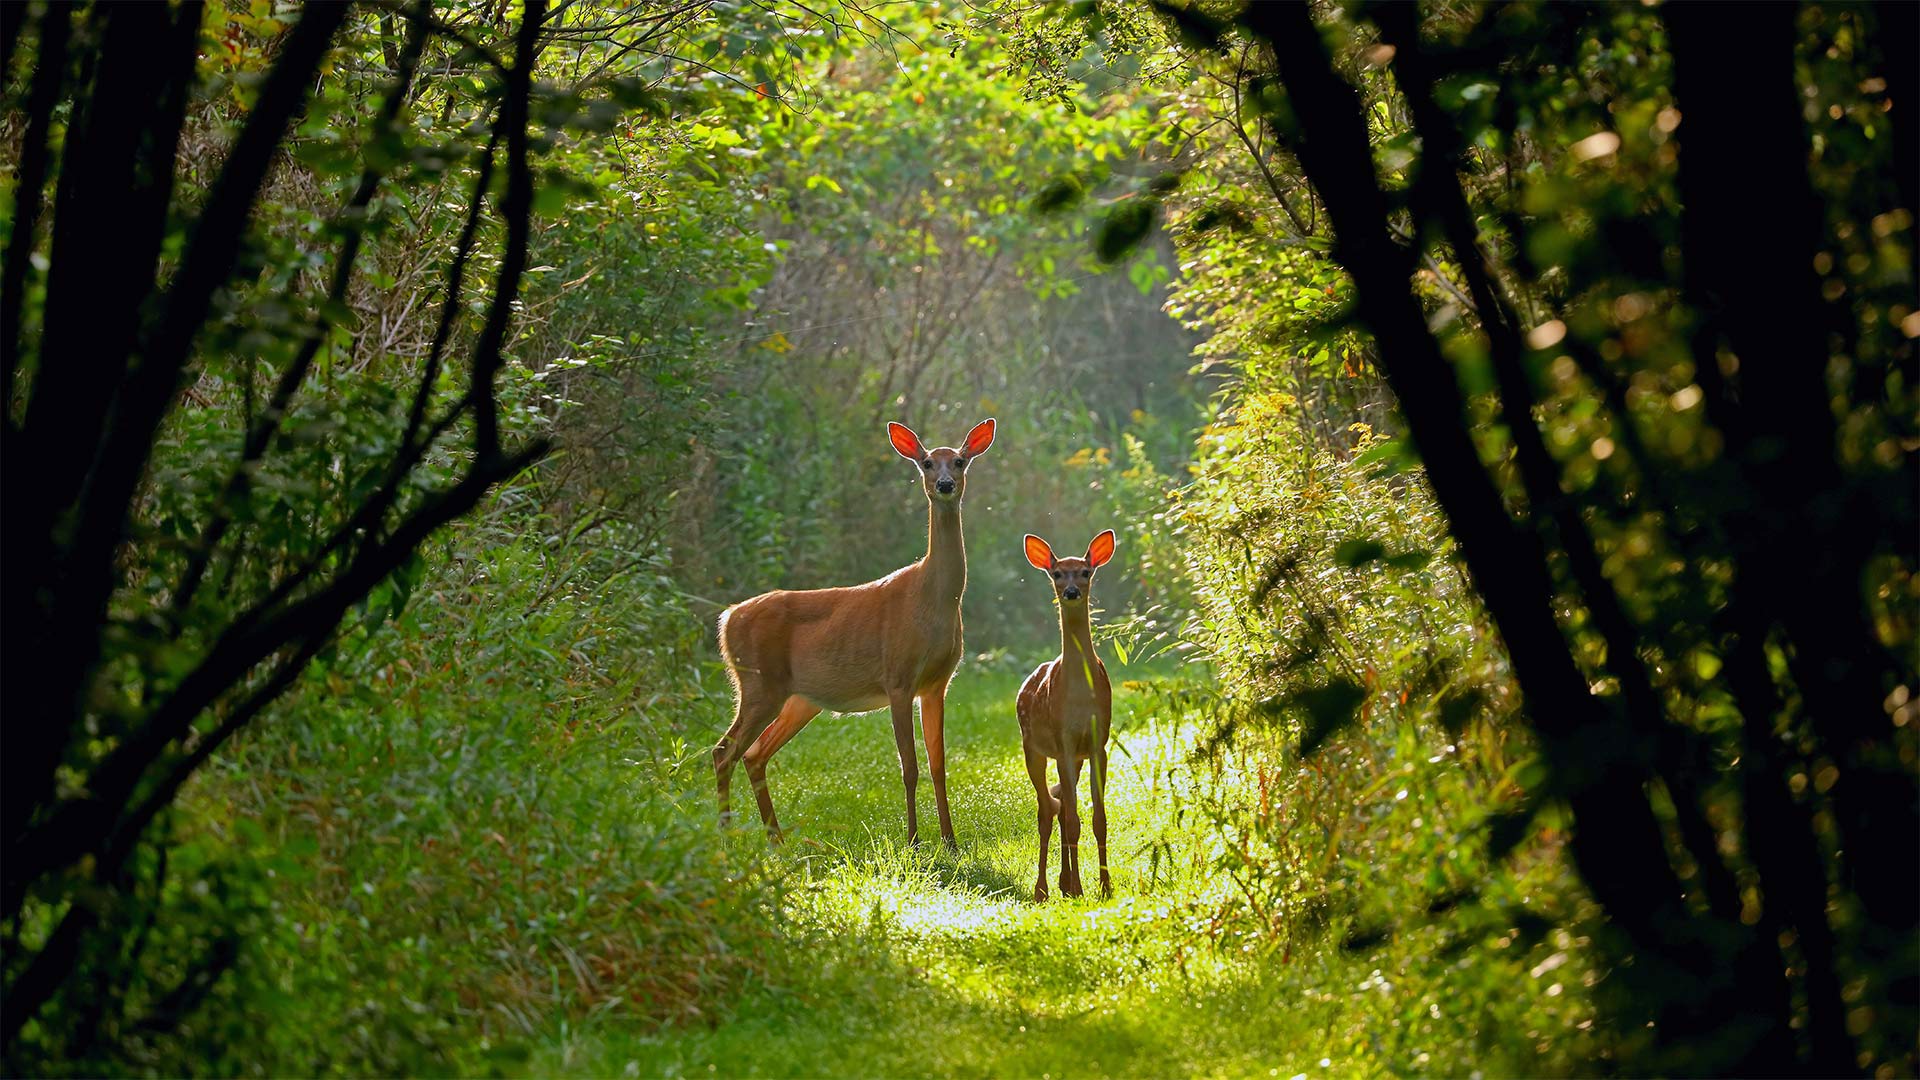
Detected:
left=1058, top=606, right=1097, bottom=689
left=922, top=500, right=966, bottom=607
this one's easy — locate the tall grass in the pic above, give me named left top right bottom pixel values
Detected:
left=183, top=512, right=784, bottom=1075
left=152, top=421, right=1610, bottom=1076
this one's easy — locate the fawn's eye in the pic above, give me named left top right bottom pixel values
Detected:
left=1051, top=571, right=1062, bottom=579
left=953, top=457, right=967, bottom=469
left=1081, top=570, right=1091, bottom=578
left=921, top=459, right=932, bottom=469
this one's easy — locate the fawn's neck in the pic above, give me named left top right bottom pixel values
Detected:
left=1058, top=605, right=1097, bottom=688
left=923, top=500, right=966, bottom=606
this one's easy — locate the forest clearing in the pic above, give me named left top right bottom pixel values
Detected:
left=2, top=0, right=1914, bottom=1076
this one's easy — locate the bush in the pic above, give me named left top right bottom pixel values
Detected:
left=1161, top=386, right=1609, bottom=1065
left=180, top=512, right=785, bottom=1075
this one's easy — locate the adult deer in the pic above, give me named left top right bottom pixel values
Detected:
left=1016, top=529, right=1116, bottom=901
left=713, top=418, right=996, bottom=849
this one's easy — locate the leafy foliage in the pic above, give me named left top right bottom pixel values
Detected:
left=997, top=0, right=1918, bottom=1073
left=5, top=0, right=1913, bottom=1075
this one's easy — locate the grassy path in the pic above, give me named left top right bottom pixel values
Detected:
left=536, top=666, right=1349, bottom=1079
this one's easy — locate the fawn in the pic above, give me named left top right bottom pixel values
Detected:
left=1016, top=529, right=1116, bottom=900
left=712, top=418, right=996, bottom=849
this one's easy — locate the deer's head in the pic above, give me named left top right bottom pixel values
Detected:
left=1024, top=530, right=1116, bottom=607
left=889, top=418, right=995, bottom=505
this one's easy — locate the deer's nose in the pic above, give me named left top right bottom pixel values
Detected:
left=1063, top=586, right=1081, bottom=600
left=936, top=478, right=955, bottom=493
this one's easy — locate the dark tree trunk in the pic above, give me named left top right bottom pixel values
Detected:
left=1221, top=0, right=1916, bottom=1071
left=1, top=0, right=551, bottom=1058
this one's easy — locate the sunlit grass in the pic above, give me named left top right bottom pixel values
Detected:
left=535, top=659, right=1375, bottom=1079
left=216, top=621, right=1585, bottom=1078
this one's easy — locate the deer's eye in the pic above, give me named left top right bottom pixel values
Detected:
left=1051, top=571, right=1062, bottom=579
left=953, top=456, right=967, bottom=469
left=1081, top=570, right=1091, bottom=578
left=921, top=459, right=933, bottom=469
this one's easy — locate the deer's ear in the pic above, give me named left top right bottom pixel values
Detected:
left=1085, top=529, right=1116, bottom=568
left=888, top=422, right=926, bottom=461
left=1024, top=534, right=1055, bottom=571
left=963, top=417, right=996, bottom=457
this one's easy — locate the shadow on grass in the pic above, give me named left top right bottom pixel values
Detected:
left=777, top=831, right=1029, bottom=901
left=551, top=864, right=1298, bottom=1080
left=927, top=849, right=1027, bottom=899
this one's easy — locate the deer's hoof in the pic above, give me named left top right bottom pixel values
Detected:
left=1033, top=882, right=1049, bottom=903
left=1100, top=871, right=1113, bottom=898
left=942, top=835, right=959, bottom=855
left=1060, top=875, right=1083, bottom=899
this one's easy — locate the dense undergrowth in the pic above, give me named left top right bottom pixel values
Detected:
left=162, top=518, right=776, bottom=1074
left=151, top=376, right=1606, bottom=1074
left=173, top=533, right=1599, bottom=1075
left=32, top=2, right=1607, bottom=1068
left=12, top=0, right=1909, bottom=1074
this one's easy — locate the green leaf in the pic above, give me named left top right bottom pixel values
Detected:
left=1332, top=539, right=1387, bottom=567
left=1151, top=0, right=1230, bottom=52
left=1352, top=438, right=1415, bottom=475
left=1484, top=800, right=1542, bottom=861
left=1436, top=686, right=1488, bottom=734
left=1187, top=203, right=1253, bottom=234
left=1030, top=175, right=1085, bottom=215
left=1095, top=198, right=1158, bottom=264
left=1295, top=679, right=1367, bottom=757
left=1384, top=549, right=1433, bottom=571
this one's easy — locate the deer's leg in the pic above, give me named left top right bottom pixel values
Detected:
left=714, top=682, right=781, bottom=827
left=889, top=691, right=920, bottom=845
left=1026, top=747, right=1056, bottom=902
left=742, top=696, right=821, bottom=843
left=1056, top=751, right=1083, bottom=898
left=919, top=689, right=957, bottom=851
left=1091, top=746, right=1112, bottom=898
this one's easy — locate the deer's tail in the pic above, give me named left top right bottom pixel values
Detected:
left=717, top=606, right=742, bottom=683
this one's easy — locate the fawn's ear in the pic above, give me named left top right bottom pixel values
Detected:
left=1085, top=529, right=1116, bottom=568
left=963, top=417, right=996, bottom=457
left=1024, top=534, right=1055, bottom=571
left=888, top=422, right=926, bottom=461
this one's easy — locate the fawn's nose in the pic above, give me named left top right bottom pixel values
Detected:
left=1063, top=586, right=1081, bottom=601
left=936, top=477, right=955, bottom=494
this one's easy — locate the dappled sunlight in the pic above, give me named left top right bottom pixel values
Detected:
left=14, top=0, right=1906, bottom=1071
left=736, top=669, right=1280, bottom=1020
left=759, top=670, right=1221, bottom=922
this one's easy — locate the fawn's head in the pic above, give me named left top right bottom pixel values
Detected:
left=889, top=418, right=996, bottom=504
left=1024, top=530, right=1116, bottom=607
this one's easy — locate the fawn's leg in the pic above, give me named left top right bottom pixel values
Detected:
left=889, top=691, right=920, bottom=845
left=742, top=696, right=821, bottom=842
left=714, top=682, right=782, bottom=825
left=1056, top=751, right=1083, bottom=897
left=1026, top=747, right=1056, bottom=902
left=920, top=689, right=957, bottom=851
left=1091, top=746, right=1112, bottom=898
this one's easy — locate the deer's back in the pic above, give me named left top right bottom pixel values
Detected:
left=720, top=564, right=961, bottom=712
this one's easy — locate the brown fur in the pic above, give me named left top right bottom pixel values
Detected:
left=1015, top=531, right=1116, bottom=901
left=711, top=419, right=994, bottom=847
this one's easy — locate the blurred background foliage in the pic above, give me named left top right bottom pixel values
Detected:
left=2, top=0, right=1912, bottom=1074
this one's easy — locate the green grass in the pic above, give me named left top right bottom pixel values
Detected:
left=198, top=565, right=1591, bottom=1078
left=529, top=663, right=1569, bottom=1079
